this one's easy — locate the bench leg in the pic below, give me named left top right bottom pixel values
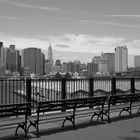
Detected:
left=137, top=108, right=140, bottom=114
left=15, top=122, right=27, bottom=136
left=27, top=120, right=39, bottom=135
left=62, top=116, right=75, bottom=127
left=90, top=112, right=103, bottom=123
left=119, top=107, right=131, bottom=117
left=102, top=110, right=110, bottom=123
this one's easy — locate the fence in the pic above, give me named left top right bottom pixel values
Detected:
left=0, top=77, right=140, bottom=113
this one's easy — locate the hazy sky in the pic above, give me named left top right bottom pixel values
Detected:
left=0, top=0, right=140, bottom=64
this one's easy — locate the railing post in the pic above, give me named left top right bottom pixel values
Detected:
left=61, top=78, right=66, bottom=99
left=131, top=77, right=135, bottom=94
left=111, top=77, right=116, bottom=95
left=89, top=78, right=94, bottom=97
left=26, top=78, right=31, bottom=115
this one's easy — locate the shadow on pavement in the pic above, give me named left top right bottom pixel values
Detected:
left=119, top=136, right=140, bottom=140
left=0, top=113, right=140, bottom=140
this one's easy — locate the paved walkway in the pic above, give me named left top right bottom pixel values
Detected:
left=0, top=113, right=140, bottom=140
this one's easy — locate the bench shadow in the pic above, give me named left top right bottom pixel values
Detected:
left=119, top=136, right=140, bottom=140
left=133, top=130, right=140, bottom=134
left=30, top=113, right=140, bottom=138
left=105, top=112, right=140, bottom=123
left=0, top=135, right=30, bottom=140
left=0, top=113, right=140, bottom=140
left=31, top=120, right=104, bottom=138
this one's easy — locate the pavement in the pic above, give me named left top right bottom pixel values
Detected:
left=0, top=111, right=140, bottom=140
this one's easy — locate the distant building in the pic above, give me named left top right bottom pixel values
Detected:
left=3, top=47, right=8, bottom=70
left=134, top=55, right=140, bottom=68
left=101, top=53, right=115, bottom=73
left=47, top=44, right=53, bottom=65
left=45, top=44, right=54, bottom=74
left=45, top=60, right=53, bottom=74
left=61, top=62, right=67, bottom=73
left=0, top=42, right=5, bottom=76
left=115, top=46, right=128, bottom=72
left=55, top=59, right=61, bottom=66
left=98, top=59, right=108, bottom=74
left=67, top=61, right=73, bottom=73
left=87, top=62, right=98, bottom=76
left=92, top=56, right=101, bottom=64
left=22, top=48, right=45, bottom=76
left=53, top=59, right=61, bottom=72
left=6, top=45, right=21, bottom=73
left=0, top=42, right=4, bottom=67
left=73, top=61, right=80, bottom=73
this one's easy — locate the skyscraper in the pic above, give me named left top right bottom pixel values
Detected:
left=115, top=46, right=128, bottom=72
left=45, top=44, right=53, bottom=74
left=101, top=53, right=115, bottom=73
left=134, top=55, right=140, bottom=68
left=87, top=62, right=98, bottom=76
left=6, top=45, right=20, bottom=72
left=48, top=44, right=53, bottom=65
left=22, top=48, right=45, bottom=76
left=0, top=42, right=5, bottom=76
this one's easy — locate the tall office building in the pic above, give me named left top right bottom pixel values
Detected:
left=0, top=42, right=4, bottom=76
left=61, top=62, right=67, bottom=73
left=115, top=46, right=128, bottom=72
left=3, top=47, right=8, bottom=70
left=67, top=61, right=73, bottom=73
left=53, top=59, right=61, bottom=72
left=6, top=45, right=20, bottom=72
left=0, top=42, right=4, bottom=67
left=22, top=48, right=45, bottom=76
left=73, top=60, right=80, bottom=73
left=134, top=55, right=140, bottom=68
left=98, top=59, right=108, bottom=74
left=87, top=62, right=98, bottom=76
left=101, top=53, right=115, bottom=73
left=47, top=44, right=53, bottom=65
left=45, top=44, right=54, bottom=74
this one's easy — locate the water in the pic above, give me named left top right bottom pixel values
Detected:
left=1, top=78, right=140, bottom=104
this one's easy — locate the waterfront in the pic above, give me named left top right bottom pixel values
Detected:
left=1, top=78, right=140, bottom=105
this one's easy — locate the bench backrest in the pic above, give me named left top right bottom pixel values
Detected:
left=132, top=93, right=140, bottom=102
left=0, top=102, right=31, bottom=118
left=108, top=94, right=133, bottom=105
left=75, top=96, right=107, bottom=109
left=37, top=96, right=107, bottom=113
left=37, top=99, right=76, bottom=113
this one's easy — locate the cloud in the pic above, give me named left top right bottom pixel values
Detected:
left=46, top=34, right=126, bottom=54
left=55, top=44, right=71, bottom=48
left=0, top=0, right=62, bottom=12
left=108, top=15, right=140, bottom=18
left=0, top=16, right=24, bottom=21
left=127, top=40, right=140, bottom=49
left=0, top=32, right=140, bottom=56
left=78, top=19, right=140, bottom=29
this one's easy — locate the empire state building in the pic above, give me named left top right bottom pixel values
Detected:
left=47, top=44, right=53, bottom=65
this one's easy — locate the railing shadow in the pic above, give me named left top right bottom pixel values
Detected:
left=119, top=136, right=140, bottom=140
left=0, top=113, right=140, bottom=140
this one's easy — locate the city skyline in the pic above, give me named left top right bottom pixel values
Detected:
left=0, top=0, right=140, bottom=66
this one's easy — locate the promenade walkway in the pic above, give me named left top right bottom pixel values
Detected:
left=0, top=112, right=140, bottom=140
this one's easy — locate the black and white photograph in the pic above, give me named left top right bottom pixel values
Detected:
left=0, top=0, right=140, bottom=139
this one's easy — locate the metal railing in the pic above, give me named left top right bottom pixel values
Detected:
left=0, top=77, right=140, bottom=113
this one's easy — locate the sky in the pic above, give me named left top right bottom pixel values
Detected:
left=0, top=0, right=140, bottom=66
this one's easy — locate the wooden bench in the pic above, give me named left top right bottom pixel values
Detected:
left=0, top=102, right=31, bottom=136
left=27, top=96, right=107, bottom=135
left=73, top=96, right=107, bottom=123
left=103, top=94, right=135, bottom=122
left=131, top=93, right=140, bottom=113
